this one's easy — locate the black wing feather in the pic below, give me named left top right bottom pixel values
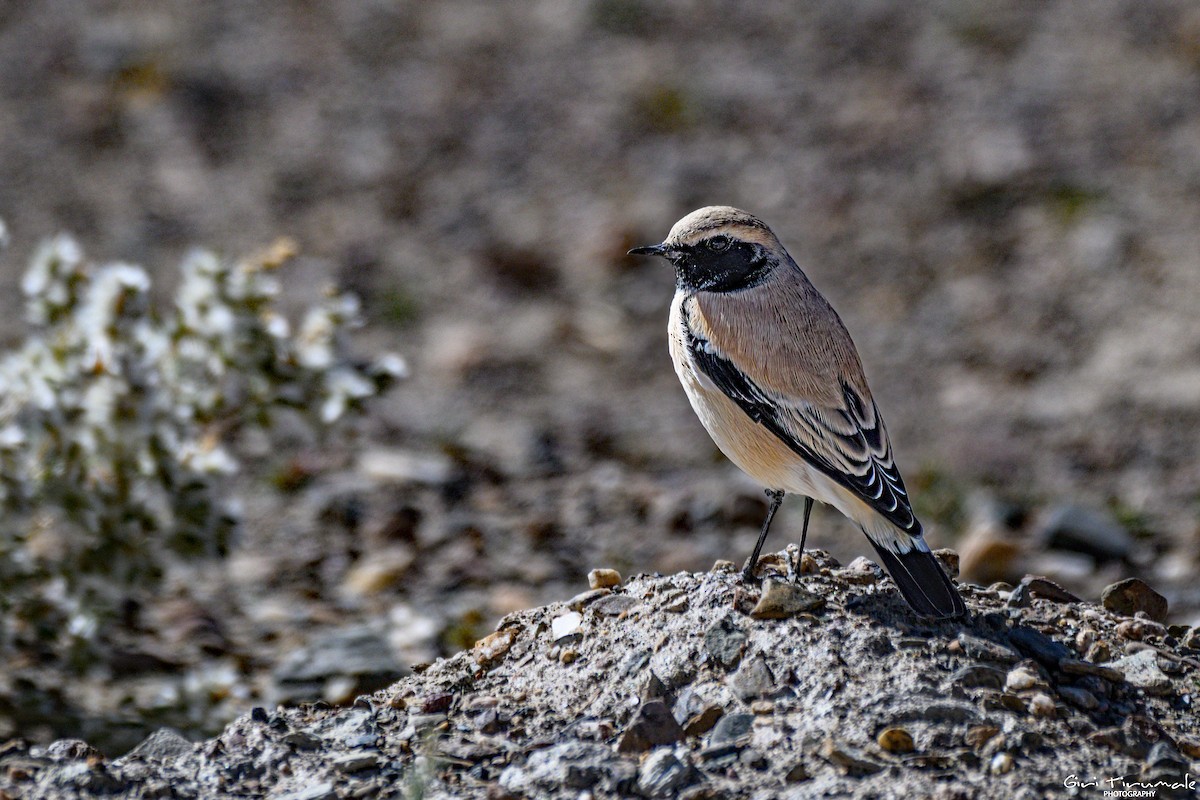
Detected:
left=685, top=321, right=922, bottom=537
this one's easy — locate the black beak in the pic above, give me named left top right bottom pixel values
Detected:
left=628, top=243, right=668, bottom=257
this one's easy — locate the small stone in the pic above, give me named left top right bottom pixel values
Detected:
left=749, top=579, right=824, bottom=619
left=473, top=628, right=518, bottom=668
left=957, top=633, right=1021, bottom=664
left=1008, top=627, right=1072, bottom=666
left=799, top=554, right=818, bottom=574
left=784, top=761, right=810, bottom=782
left=588, top=568, right=622, bottom=590
left=1101, top=578, right=1169, bottom=622
left=708, top=713, right=755, bottom=749
left=1107, top=650, right=1173, bottom=695
left=567, top=588, right=611, bottom=611
left=877, top=727, right=915, bottom=753
left=281, top=731, right=322, bottom=750
left=730, top=654, right=776, bottom=700
left=1177, top=737, right=1200, bottom=759
left=1075, top=628, right=1096, bottom=653
left=591, top=594, right=639, bottom=616
left=841, top=557, right=883, bottom=584
left=933, top=549, right=960, bottom=579
left=617, top=700, right=685, bottom=753
left=952, top=664, right=1006, bottom=690
left=1019, top=576, right=1081, bottom=603
left=1005, top=666, right=1041, bottom=692
left=819, top=739, right=884, bottom=775
left=661, top=592, right=689, bottom=613
left=1085, top=641, right=1112, bottom=663
left=637, top=748, right=694, bottom=798
left=560, top=649, right=578, bottom=664
left=965, top=726, right=1001, bottom=749
left=749, top=700, right=774, bottom=715
left=1027, top=693, right=1056, bottom=717
left=1058, top=686, right=1099, bottom=710
left=1058, top=658, right=1123, bottom=682
left=333, top=752, right=380, bottom=773
left=712, top=559, right=737, bottom=572
left=705, top=616, right=747, bottom=669
left=682, top=706, right=724, bottom=738
left=1116, top=620, right=1145, bottom=641
left=990, top=752, right=1015, bottom=775
left=551, top=612, right=583, bottom=641
left=123, top=729, right=193, bottom=761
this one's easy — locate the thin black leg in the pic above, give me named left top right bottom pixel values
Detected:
left=743, top=489, right=785, bottom=581
left=798, top=496, right=814, bottom=554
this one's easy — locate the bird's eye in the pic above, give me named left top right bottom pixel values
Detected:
left=707, top=235, right=731, bottom=252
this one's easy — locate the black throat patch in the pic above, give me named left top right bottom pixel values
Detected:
left=674, top=241, right=775, bottom=293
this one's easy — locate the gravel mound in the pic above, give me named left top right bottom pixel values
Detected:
left=5, top=549, right=1199, bottom=799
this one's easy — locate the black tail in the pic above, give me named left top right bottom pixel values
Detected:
left=869, top=542, right=966, bottom=619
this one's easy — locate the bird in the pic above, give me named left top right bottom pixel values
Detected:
left=629, top=206, right=965, bottom=619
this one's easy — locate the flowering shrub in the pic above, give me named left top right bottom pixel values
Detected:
left=0, top=231, right=405, bottom=654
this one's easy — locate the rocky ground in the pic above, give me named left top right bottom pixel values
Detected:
left=3, top=550, right=1199, bottom=799
left=3, top=0, right=1200, bottom=785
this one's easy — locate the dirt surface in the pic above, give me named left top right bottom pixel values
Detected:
left=4, top=550, right=1200, bottom=799
left=2, top=0, right=1200, bottom=772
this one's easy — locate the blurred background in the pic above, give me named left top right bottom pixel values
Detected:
left=2, top=0, right=1200, bottom=752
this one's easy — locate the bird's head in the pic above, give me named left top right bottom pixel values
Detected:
left=628, top=206, right=783, bottom=293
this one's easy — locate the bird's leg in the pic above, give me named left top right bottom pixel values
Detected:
left=798, top=496, right=814, bottom=554
left=789, top=496, right=814, bottom=582
left=743, top=489, right=785, bottom=581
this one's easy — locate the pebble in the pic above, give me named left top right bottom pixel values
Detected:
left=932, top=549, right=960, bottom=579
left=957, top=633, right=1021, bottom=664
left=1101, top=578, right=1169, bottom=622
left=1008, top=627, right=1072, bottom=666
left=841, top=557, right=883, bottom=584
left=591, top=594, right=639, bottom=616
left=123, top=729, right=194, bottom=761
left=965, top=726, right=1001, bottom=749
left=1177, top=737, right=1200, bottom=759
left=616, top=700, right=685, bottom=753
left=1004, top=666, right=1041, bottom=692
left=819, top=739, right=884, bottom=775
left=730, top=654, right=776, bottom=700
left=1058, top=658, right=1124, bottom=682
left=704, top=616, right=747, bottom=669
left=1019, top=575, right=1081, bottom=603
left=990, top=753, right=1015, bottom=774
left=1085, top=641, right=1112, bottom=663
left=708, top=713, right=755, bottom=749
left=682, top=706, right=724, bottom=738
left=952, top=664, right=1007, bottom=690
left=473, top=628, right=518, bottom=668
left=560, top=649, right=578, bottom=664
left=637, top=749, right=693, bottom=798
left=1058, top=686, right=1099, bottom=710
left=1075, top=628, right=1096, bottom=653
left=1028, top=693, right=1056, bottom=717
left=877, top=727, right=915, bottom=753
left=749, top=580, right=825, bottom=619
left=1107, top=650, right=1173, bottom=695
left=551, top=612, right=583, bottom=641
left=588, top=568, right=622, bottom=590
left=567, top=588, right=611, bottom=611
left=660, top=592, right=689, bottom=613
